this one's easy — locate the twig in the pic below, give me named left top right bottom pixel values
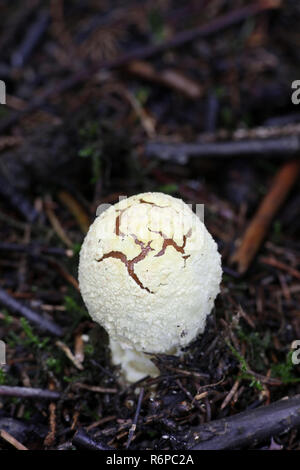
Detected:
left=44, top=195, right=73, bottom=248
left=45, top=257, right=79, bottom=291
left=200, top=121, right=300, bottom=143
left=73, top=383, right=118, bottom=394
left=220, top=377, right=241, bottom=410
left=264, top=112, right=300, bottom=127
left=0, top=242, right=73, bottom=258
left=11, top=10, right=50, bottom=68
left=74, top=333, right=84, bottom=365
left=126, top=387, right=144, bottom=449
left=126, top=61, right=203, bottom=99
left=56, top=340, right=84, bottom=370
left=0, top=287, right=63, bottom=336
left=0, top=3, right=36, bottom=53
left=73, top=428, right=113, bottom=450
left=231, top=160, right=300, bottom=273
left=44, top=383, right=57, bottom=448
left=0, top=386, right=60, bottom=400
left=0, top=1, right=280, bottom=133
left=188, top=394, right=300, bottom=450
left=259, top=256, right=300, bottom=280
left=205, top=93, right=219, bottom=133
left=0, top=429, right=28, bottom=450
left=145, top=136, right=300, bottom=164
left=58, top=191, right=90, bottom=234
left=163, top=365, right=209, bottom=379
left=86, top=415, right=116, bottom=431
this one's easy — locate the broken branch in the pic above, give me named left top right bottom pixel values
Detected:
left=145, top=136, right=300, bottom=164
left=231, top=159, right=300, bottom=273
left=188, top=394, right=300, bottom=450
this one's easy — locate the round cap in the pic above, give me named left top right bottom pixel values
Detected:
left=78, top=192, right=222, bottom=354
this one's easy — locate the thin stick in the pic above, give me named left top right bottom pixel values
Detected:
left=73, top=428, right=113, bottom=450
left=188, top=394, right=300, bottom=450
left=259, top=256, right=300, bottom=280
left=44, top=195, right=73, bottom=248
left=58, top=191, right=90, bottom=234
left=11, top=10, right=49, bottom=68
left=0, top=1, right=280, bottom=133
left=0, top=429, right=28, bottom=450
left=73, top=383, right=118, bottom=394
left=45, top=257, right=79, bottom=291
left=56, top=340, right=84, bottom=371
left=220, top=377, right=241, bottom=410
left=126, top=387, right=144, bottom=449
left=0, top=242, right=73, bottom=258
left=0, top=385, right=60, bottom=400
left=0, top=287, right=63, bottom=336
left=44, top=382, right=57, bottom=448
left=231, top=159, right=300, bottom=273
left=145, top=136, right=300, bottom=164
left=126, top=61, right=203, bottom=99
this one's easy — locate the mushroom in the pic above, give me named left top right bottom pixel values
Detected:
left=78, top=192, right=222, bottom=383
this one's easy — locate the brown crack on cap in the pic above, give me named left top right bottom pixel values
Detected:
left=97, top=203, right=192, bottom=293
left=139, top=198, right=168, bottom=209
left=149, top=228, right=192, bottom=261
left=115, top=209, right=126, bottom=237
left=97, top=235, right=154, bottom=293
left=116, top=199, right=168, bottom=237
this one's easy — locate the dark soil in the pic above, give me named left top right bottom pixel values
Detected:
left=0, top=0, right=299, bottom=450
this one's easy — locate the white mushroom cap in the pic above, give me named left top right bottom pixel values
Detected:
left=78, top=192, right=222, bottom=382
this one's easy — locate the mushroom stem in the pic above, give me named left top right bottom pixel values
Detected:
left=109, top=339, right=159, bottom=383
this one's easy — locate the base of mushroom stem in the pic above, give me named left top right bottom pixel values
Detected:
left=109, top=339, right=181, bottom=383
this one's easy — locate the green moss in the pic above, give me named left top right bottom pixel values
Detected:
left=157, top=184, right=178, bottom=195
left=226, top=340, right=263, bottom=391
left=20, top=318, right=49, bottom=349
left=0, top=368, right=6, bottom=385
left=46, top=357, right=63, bottom=374
left=271, top=351, right=300, bottom=384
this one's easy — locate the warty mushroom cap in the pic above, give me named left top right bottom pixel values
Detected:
left=78, top=192, right=222, bottom=380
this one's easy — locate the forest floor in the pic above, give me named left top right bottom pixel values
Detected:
left=0, top=0, right=299, bottom=450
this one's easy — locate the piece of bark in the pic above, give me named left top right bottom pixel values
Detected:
left=231, top=159, right=300, bottom=273
left=186, top=394, right=300, bottom=450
